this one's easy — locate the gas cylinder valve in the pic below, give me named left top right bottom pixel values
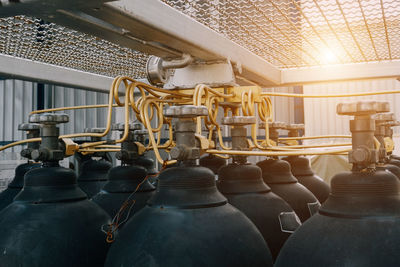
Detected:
left=29, top=113, right=69, bottom=162
left=18, top=122, right=40, bottom=159
left=337, top=101, right=389, bottom=170
left=259, top=121, right=286, bottom=146
left=285, top=123, right=305, bottom=146
left=380, top=119, right=400, bottom=154
left=286, top=123, right=304, bottom=137
left=134, top=128, right=149, bottom=145
left=112, top=123, right=145, bottom=164
left=76, top=127, right=115, bottom=164
left=165, top=105, right=208, bottom=161
left=381, top=119, right=400, bottom=139
left=373, top=112, right=394, bottom=162
left=222, top=115, right=256, bottom=164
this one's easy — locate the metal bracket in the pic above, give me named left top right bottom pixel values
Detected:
left=164, top=61, right=237, bottom=89
left=195, top=134, right=210, bottom=151
left=146, top=53, right=193, bottom=86
left=61, top=138, right=79, bottom=157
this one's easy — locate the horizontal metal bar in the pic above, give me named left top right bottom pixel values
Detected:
left=82, top=0, right=282, bottom=86
left=0, top=54, right=114, bottom=93
left=1, top=0, right=281, bottom=86
left=2, top=53, right=400, bottom=90
left=0, top=0, right=399, bottom=88
left=281, top=61, right=400, bottom=86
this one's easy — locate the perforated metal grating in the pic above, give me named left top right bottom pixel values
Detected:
left=0, top=16, right=149, bottom=78
left=163, top=0, right=400, bottom=68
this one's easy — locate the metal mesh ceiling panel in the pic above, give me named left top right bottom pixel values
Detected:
left=0, top=16, right=149, bottom=78
left=163, top=0, right=400, bottom=68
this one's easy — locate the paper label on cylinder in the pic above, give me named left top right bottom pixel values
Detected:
left=307, top=201, right=321, bottom=216
left=279, top=212, right=301, bottom=233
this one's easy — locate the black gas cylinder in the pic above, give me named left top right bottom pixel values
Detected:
left=275, top=168, right=400, bottom=267
left=391, top=154, right=400, bottom=161
left=135, top=156, right=157, bottom=175
left=77, top=158, right=112, bottom=198
left=283, top=156, right=330, bottom=203
left=92, top=164, right=155, bottom=221
left=388, top=157, right=400, bottom=171
left=0, top=164, right=111, bottom=266
left=91, top=122, right=156, bottom=222
left=218, top=163, right=301, bottom=260
left=257, top=159, right=320, bottom=222
left=373, top=113, right=400, bottom=179
left=0, top=121, right=41, bottom=211
left=0, top=162, right=40, bottom=211
left=199, top=154, right=227, bottom=175
left=382, top=162, right=400, bottom=178
left=76, top=127, right=114, bottom=198
left=105, top=164, right=274, bottom=267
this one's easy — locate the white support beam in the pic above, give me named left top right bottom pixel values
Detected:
left=281, top=61, right=400, bottom=86
left=77, top=0, right=282, bottom=86
left=1, top=1, right=400, bottom=88
left=0, top=54, right=114, bottom=93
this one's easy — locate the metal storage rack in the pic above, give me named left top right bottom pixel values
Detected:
left=0, top=0, right=398, bottom=91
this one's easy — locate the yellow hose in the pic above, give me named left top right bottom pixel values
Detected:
left=30, top=104, right=119, bottom=114
left=206, top=147, right=350, bottom=157
left=0, top=138, right=41, bottom=152
left=280, top=143, right=351, bottom=149
left=95, top=145, right=121, bottom=149
left=142, top=97, right=176, bottom=166
left=279, top=135, right=351, bottom=140
left=78, top=148, right=121, bottom=153
left=261, top=90, right=400, bottom=98
left=60, top=76, right=121, bottom=139
left=6, top=79, right=384, bottom=161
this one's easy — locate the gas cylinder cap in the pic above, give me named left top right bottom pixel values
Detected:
left=382, top=120, right=400, bottom=127
left=374, top=112, right=395, bottom=121
left=84, top=127, right=106, bottom=133
left=337, top=101, right=388, bottom=115
left=165, top=105, right=208, bottom=118
left=375, top=101, right=390, bottom=113
left=18, top=123, right=40, bottom=131
left=259, top=121, right=286, bottom=129
left=286, top=123, right=305, bottom=130
left=222, top=116, right=256, bottom=126
left=29, top=113, right=69, bottom=124
left=112, top=122, right=141, bottom=131
left=134, top=129, right=148, bottom=135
